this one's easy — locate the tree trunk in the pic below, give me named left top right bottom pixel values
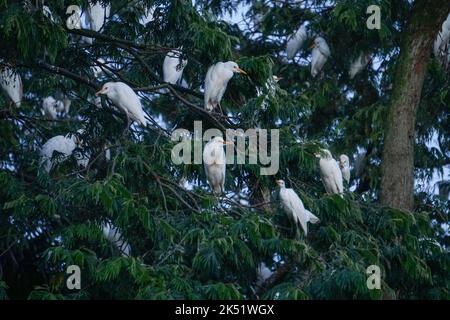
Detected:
left=380, top=2, right=449, bottom=211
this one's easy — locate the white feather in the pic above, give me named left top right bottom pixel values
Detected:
left=349, top=53, right=371, bottom=79
left=255, top=263, right=273, bottom=287
left=0, top=66, right=23, bottom=107
left=204, top=61, right=244, bottom=111
left=286, top=22, right=308, bottom=60
left=339, top=154, right=351, bottom=184
left=311, top=37, right=330, bottom=77
left=40, top=133, right=86, bottom=173
left=317, top=149, right=344, bottom=195
left=42, top=96, right=58, bottom=119
left=102, top=221, right=131, bottom=257
left=97, top=82, right=147, bottom=127
left=433, top=14, right=450, bottom=58
left=163, top=49, right=188, bottom=84
left=87, top=1, right=110, bottom=32
left=203, top=137, right=227, bottom=195
left=277, top=180, right=319, bottom=236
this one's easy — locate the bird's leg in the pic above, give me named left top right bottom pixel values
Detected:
left=217, top=103, right=224, bottom=115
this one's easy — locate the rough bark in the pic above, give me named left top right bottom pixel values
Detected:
left=380, top=1, right=449, bottom=211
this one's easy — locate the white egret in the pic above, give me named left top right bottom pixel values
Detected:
left=276, top=180, right=319, bottom=236
left=40, top=131, right=86, bottom=173
left=102, top=221, right=131, bottom=257
left=203, top=137, right=232, bottom=195
left=349, top=53, right=371, bottom=79
left=433, top=13, right=450, bottom=65
left=0, top=66, right=23, bottom=107
left=96, top=82, right=147, bottom=127
left=255, top=263, right=273, bottom=288
left=42, top=96, right=60, bottom=119
left=204, top=61, right=247, bottom=112
left=163, top=49, right=188, bottom=85
left=310, top=37, right=330, bottom=77
left=87, top=1, right=110, bottom=32
left=59, top=97, right=71, bottom=115
left=286, top=22, right=308, bottom=60
left=315, top=149, right=344, bottom=195
left=339, top=154, right=350, bottom=185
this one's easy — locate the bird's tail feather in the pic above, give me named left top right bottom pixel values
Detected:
left=306, top=210, right=320, bottom=224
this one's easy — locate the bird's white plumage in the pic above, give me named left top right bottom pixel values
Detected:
left=203, top=137, right=227, bottom=195
left=204, top=61, right=245, bottom=111
left=286, top=22, right=308, bottom=60
left=102, top=221, right=131, bottom=257
left=42, top=96, right=70, bottom=119
left=42, top=96, right=59, bottom=119
left=310, top=37, right=330, bottom=77
left=40, top=133, right=86, bottom=173
left=339, top=154, right=350, bottom=184
left=277, top=180, right=319, bottom=236
left=0, top=66, right=23, bottom=107
left=87, top=1, right=110, bottom=32
left=316, top=149, right=344, bottom=195
left=163, top=49, right=188, bottom=85
left=96, top=82, right=147, bottom=127
left=433, top=13, right=450, bottom=65
left=349, top=53, right=371, bottom=79
left=255, top=263, right=273, bottom=288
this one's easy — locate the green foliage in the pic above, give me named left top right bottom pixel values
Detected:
left=0, top=0, right=448, bottom=300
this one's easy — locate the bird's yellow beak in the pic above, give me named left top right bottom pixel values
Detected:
left=275, top=180, right=282, bottom=185
left=309, top=42, right=316, bottom=49
left=236, top=67, right=247, bottom=75
left=223, top=140, right=233, bottom=145
left=95, top=88, right=105, bottom=96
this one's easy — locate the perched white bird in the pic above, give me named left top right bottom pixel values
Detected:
left=286, top=22, right=308, bottom=60
left=315, top=149, right=344, bottom=195
left=0, top=66, right=23, bottom=107
left=310, top=37, right=330, bottom=77
left=163, top=49, right=188, bottom=85
left=96, top=82, right=147, bottom=127
left=42, top=96, right=60, bottom=119
left=40, top=131, right=86, bottom=173
left=339, top=154, right=351, bottom=185
left=86, top=1, right=110, bottom=32
left=203, top=137, right=231, bottom=195
left=349, top=53, right=371, bottom=79
left=42, top=95, right=70, bottom=119
left=59, top=97, right=71, bottom=115
left=433, top=13, right=450, bottom=65
left=102, top=221, right=131, bottom=257
left=276, top=180, right=319, bottom=236
left=255, top=263, right=273, bottom=288
left=204, top=61, right=247, bottom=112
